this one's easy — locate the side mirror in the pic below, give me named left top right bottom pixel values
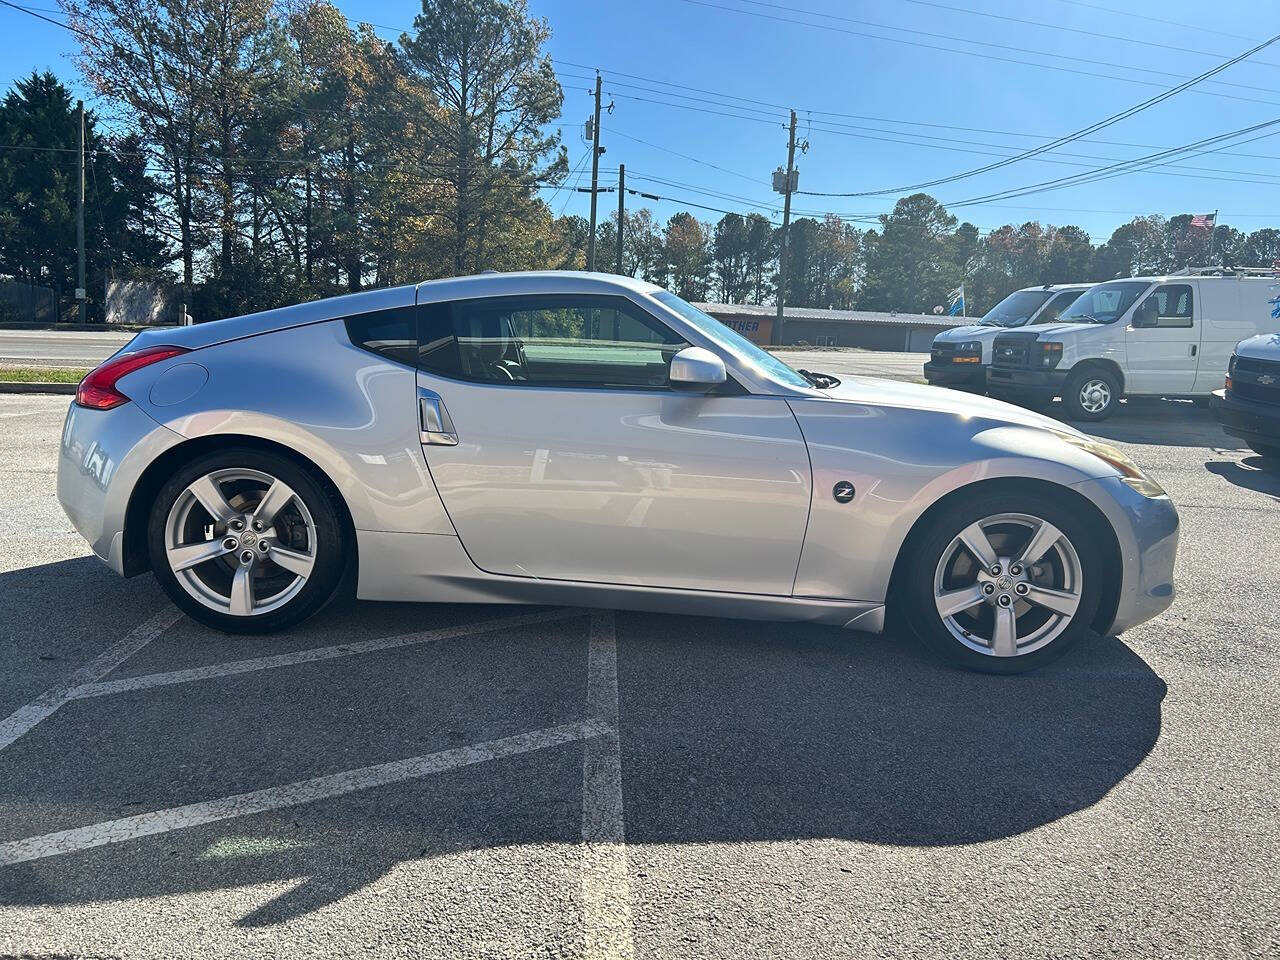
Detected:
left=1132, top=300, right=1158, bottom=328
left=668, top=346, right=727, bottom=389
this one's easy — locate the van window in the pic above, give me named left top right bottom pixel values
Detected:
left=1035, top=290, right=1083, bottom=324
left=1059, top=281, right=1149, bottom=324
left=1140, top=284, right=1194, bottom=328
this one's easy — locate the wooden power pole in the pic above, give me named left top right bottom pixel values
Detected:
left=76, top=99, right=86, bottom=311
left=774, top=109, right=798, bottom=344
left=586, top=73, right=603, bottom=271
left=615, top=164, right=625, bottom=275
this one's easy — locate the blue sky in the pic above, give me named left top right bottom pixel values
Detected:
left=3, top=0, right=1279, bottom=243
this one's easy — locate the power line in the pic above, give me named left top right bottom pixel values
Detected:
left=675, top=0, right=1280, bottom=108
left=945, top=118, right=1280, bottom=208
left=793, top=28, right=1280, bottom=197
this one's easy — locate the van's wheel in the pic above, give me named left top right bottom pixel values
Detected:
left=900, top=487, right=1102, bottom=674
left=148, top=448, right=348, bottom=634
left=1063, top=367, right=1120, bottom=421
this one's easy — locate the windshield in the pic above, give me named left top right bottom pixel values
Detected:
left=650, top=291, right=813, bottom=389
left=1058, top=281, right=1151, bottom=324
left=978, top=289, right=1054, bottom=327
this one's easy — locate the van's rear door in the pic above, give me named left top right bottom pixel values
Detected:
left=1193, top=278, right=1275, bottom=393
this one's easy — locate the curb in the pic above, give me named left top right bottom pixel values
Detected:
left=0, top=381, right=77, bottom=395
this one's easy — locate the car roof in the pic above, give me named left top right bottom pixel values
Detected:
left=414, top=271, right=662, bottom=302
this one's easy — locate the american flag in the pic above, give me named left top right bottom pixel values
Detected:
left=1189, top=212, right=1216, bottom=230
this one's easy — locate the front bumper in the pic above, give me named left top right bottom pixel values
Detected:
left=58, top=401, right=184, bottom=574
left=1211, top=388, right=1280, bottom=446
left=1072, top=475, right=1179, bottom=636
left=924, top=360, right=986, bottom=390
left=986, top=366, right=1069, bottom=402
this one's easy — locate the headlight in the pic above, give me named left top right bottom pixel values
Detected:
left=1057, top=433, right=1166, bottom=497
left=1035, top=341, right=1063, bottom=368
left=951, top=340, right=983, bottom=363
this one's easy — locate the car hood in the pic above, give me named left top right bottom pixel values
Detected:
left=934, top=323, right=1003, bottom=341
left=1235, top=331, right=1280, bottom=360
left=817, top=376, right=1085, bottom=436
left=1018, top=321, right=1106, bottom=339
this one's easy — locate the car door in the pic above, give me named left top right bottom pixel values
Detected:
left=1125, top=282, right=1199, bottom=394
left=413, top=291, right=812, bottom=595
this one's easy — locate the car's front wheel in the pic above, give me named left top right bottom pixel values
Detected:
left=148, top=448, right=348, bottom=633
left=901, top=487, right=1103, bottom=673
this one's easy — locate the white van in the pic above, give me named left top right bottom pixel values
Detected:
left=986, top=270, right=1280, bottom=420
left=925, top=283, right=1090, bottom=392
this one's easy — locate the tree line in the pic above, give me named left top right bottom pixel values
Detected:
left=0, top=0, right=1278, bottom=324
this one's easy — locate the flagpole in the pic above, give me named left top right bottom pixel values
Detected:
left=1207, top=209, right=1219, bottom=264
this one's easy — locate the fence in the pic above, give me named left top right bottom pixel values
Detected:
left=0, top=281, right=57, bottom=324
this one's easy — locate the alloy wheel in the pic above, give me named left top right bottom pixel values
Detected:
left=933, top=512, right=1083, bottom=658
left=163, top=468, right=317, bottom=617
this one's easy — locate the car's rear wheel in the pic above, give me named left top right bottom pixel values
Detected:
left=148, top=449, right=347, bottom=634
left=1062, top=367, right=1120, bottom=421
left=901, top=488, right=1102, bottom=673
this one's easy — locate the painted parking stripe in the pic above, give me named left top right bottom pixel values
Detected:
left=581, top=611, right=634, bottom=960
left=70, top=609, right=586, bottom=700
left=0, top=718, right=608, bottom=866
left=0, top=606, right=180, bottom=753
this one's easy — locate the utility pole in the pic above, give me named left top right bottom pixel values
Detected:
left=774, top=109, right=798, bottom=345
left=615, top=164, right=626, bottom=275
left=586, top=73, right=604, bottom=271
left=76, top=99, right=86, bottom=312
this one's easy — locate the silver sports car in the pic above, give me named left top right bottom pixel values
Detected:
left=58, top=272, right=1178, bottom=673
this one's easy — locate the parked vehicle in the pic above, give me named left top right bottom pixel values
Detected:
left=58, top=272, right=1178, bottom=673
left=925, top=283, right=1089, bottom=392
left=987, top=269, right=1280, bottom=420
left=1212, top=330, right=1280, bottom=459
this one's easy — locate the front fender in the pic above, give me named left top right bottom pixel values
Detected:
left=786, top=400, right=1123, bottom=602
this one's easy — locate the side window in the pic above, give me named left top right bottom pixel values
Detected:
left=417, top=295, right=691, bottom=390
left=1036, top=291, right=1081, bottom=324
left=1143, top=284, right=1194, bottom=328
left=344, top=306, right=418, bottom=366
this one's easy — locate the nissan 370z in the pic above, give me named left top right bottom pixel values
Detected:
left=58, top=273, right=1179, bottom=673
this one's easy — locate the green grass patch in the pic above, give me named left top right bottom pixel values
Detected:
left=0, top=367, right=88, bottom=383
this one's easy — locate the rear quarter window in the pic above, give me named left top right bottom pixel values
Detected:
left=344, top=306, right=418, bottom=366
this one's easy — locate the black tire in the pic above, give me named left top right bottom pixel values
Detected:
left=1062, top=366, right=1121, bottom=421
left=1248, top=442, right=1280, bottom=460
left=898, top=486, right=1104, bottom=674
left=148, top=448, right=349, bottom=634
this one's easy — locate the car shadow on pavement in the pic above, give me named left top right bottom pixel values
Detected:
left=0, top=559, right=1166, bottom=926
left=1204, top=456, right=1280, bottom=500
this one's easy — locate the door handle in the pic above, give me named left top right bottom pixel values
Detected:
left=1190, top=344, right=1198, bottom=357
left=418, top=387, right=458, bottom=445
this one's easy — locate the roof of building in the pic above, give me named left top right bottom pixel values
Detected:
left=696, top=301, right=968, bottom=329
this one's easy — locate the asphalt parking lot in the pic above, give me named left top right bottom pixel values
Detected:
left=1, top=390, right=1278, bottom=959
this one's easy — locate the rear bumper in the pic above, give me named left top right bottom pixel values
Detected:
left=57, top=401, right=184, bottom=574
left=1211, top=388, right=1280, bottom=446
left=986, top=366, right=1068, bottom=402
left=1072, top=475, right=1179, bottom=636
left=923, top=361, right=986, bottom=390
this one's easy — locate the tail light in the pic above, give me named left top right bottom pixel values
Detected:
left=76, top=345, right=189, bottom=410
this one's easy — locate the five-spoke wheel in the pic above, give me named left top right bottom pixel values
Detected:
left=149, top=449, right=347, bottom=633
left=902, top=487, right=1102, bottom=673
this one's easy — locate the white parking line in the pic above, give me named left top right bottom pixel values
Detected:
left=69, top=609, right=586, bottom=700
left=0, top=606, right=180, bottom=753
left=581, top=611, right=634, bottom=960
left=0, top=718, right=608, bottom=866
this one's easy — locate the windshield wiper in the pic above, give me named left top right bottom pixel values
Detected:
left=798, top=368, right=841, bottom=389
